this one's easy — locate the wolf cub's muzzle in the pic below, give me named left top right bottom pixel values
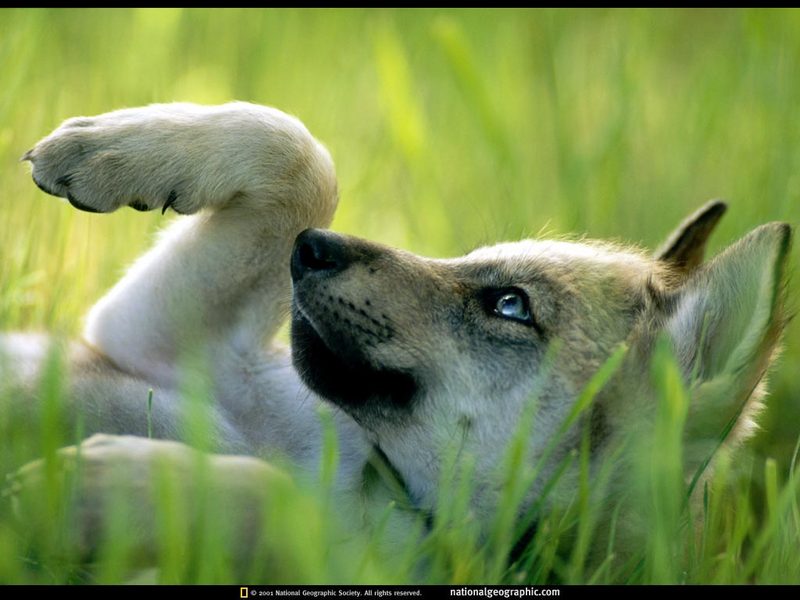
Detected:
left=289, top=229, right=418, bottom=415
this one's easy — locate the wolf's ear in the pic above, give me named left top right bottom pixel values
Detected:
left=667, top=222, right=791, bottom=384
left=655, top=200, right=727, bottom=273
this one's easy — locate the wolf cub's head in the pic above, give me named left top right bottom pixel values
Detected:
left=290, top=202, right=791, bottom=522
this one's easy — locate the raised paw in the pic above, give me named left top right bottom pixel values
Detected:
left=23, top=107, right=197, bottom=215
left=22, top=102, right=335, bottom=220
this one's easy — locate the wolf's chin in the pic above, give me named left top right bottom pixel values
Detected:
left=290, top=307, right=419, bottom=415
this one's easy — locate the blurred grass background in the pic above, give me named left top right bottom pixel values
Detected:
left=0, top=8, right=799, bottom=584
left=1, top=7, right=797, bottom=464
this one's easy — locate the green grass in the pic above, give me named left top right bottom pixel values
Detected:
left=0, top=8, right=798, bottom=584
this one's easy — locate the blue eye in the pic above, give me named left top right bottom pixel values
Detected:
left=494, top=291, right=532, bottom=324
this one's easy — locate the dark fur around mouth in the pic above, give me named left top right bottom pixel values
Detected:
left=290, top=307, right=418, bottom=415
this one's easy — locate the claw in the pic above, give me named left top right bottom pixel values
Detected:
left=162, top=190, right=177, bottom=215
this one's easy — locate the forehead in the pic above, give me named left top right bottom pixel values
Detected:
left=466, top=239, right=646, bottom=265
left=455, top=239, right=654, bottom=281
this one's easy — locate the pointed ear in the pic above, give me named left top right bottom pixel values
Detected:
left=667, top=222, right=791, bottom=385
left=655, top=200, right=727, bottom=273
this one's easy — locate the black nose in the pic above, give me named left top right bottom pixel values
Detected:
left=291, top=229, right=352, bottom=281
